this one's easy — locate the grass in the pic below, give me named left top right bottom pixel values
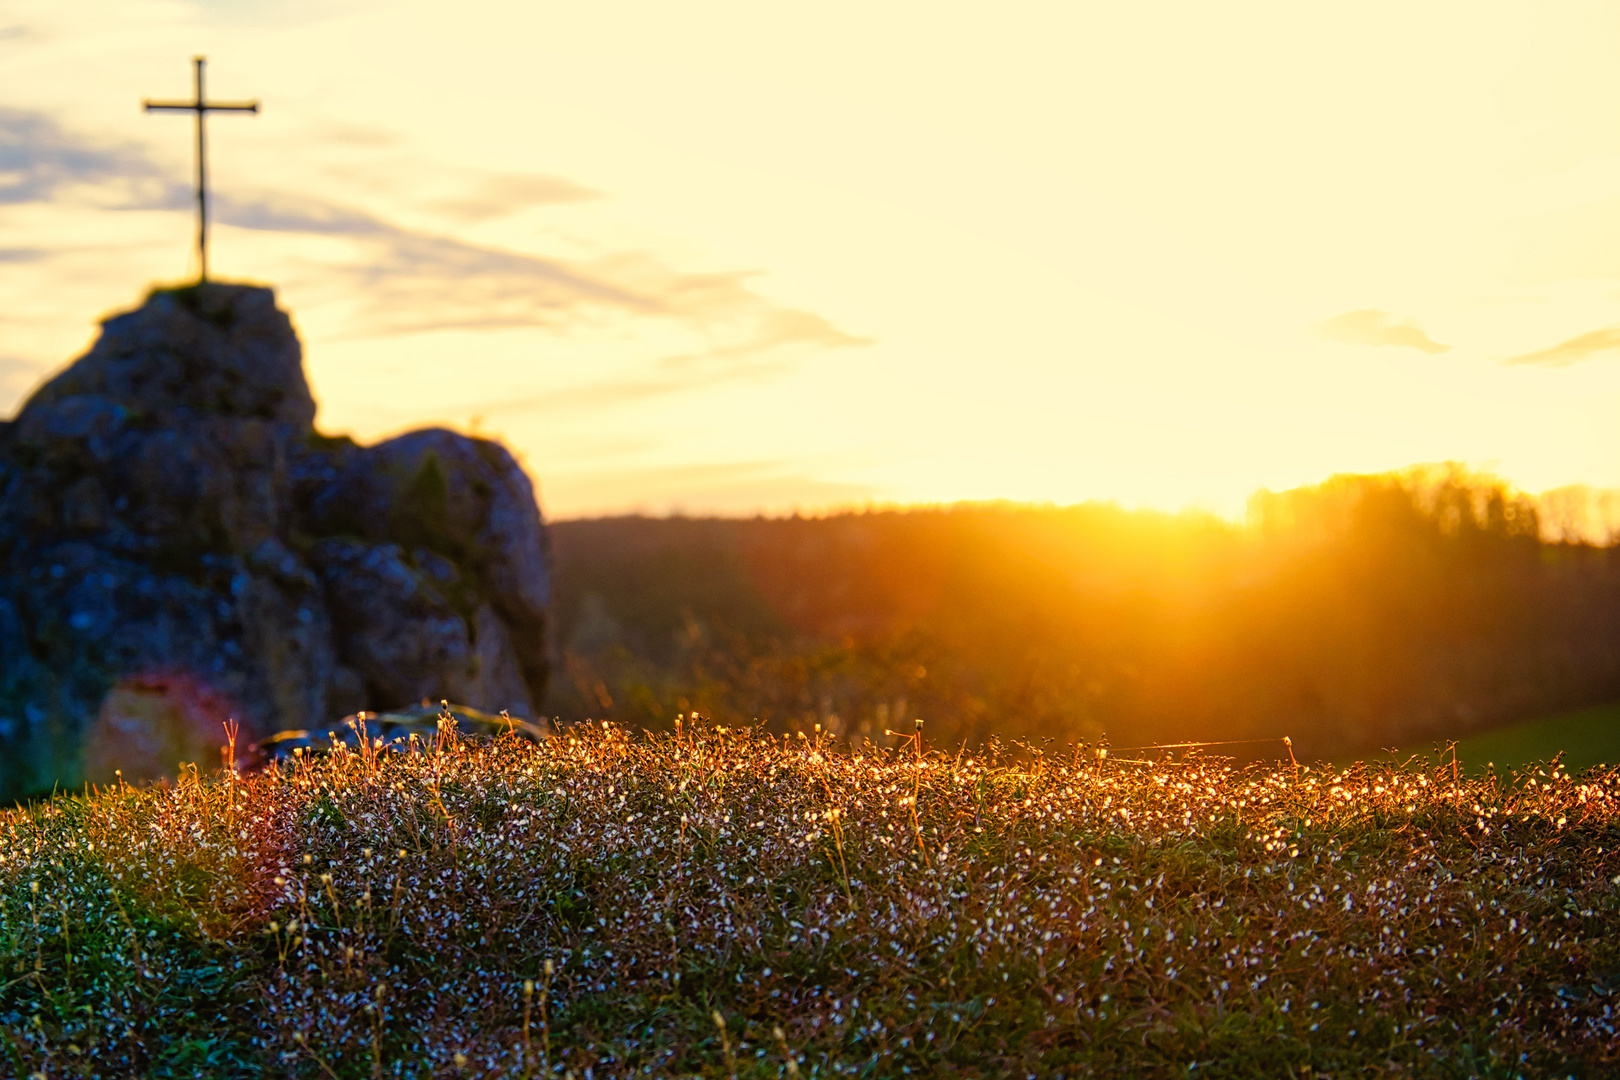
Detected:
left=0, top=721, right=1617, bottom=1078
left=1454, top=702, right=1620, bottom=777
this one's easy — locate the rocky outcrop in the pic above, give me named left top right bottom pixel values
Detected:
left=0, top=284, right=551, bottom=799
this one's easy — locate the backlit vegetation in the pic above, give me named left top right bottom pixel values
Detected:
left=550, top=466, right=1620, bottom=759
left=2, top=722, right=1617, bottom=1077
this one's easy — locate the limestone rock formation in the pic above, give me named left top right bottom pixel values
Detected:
left=0, top=284, right=551, bottom=799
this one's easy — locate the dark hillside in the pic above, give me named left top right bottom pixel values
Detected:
left=546, top=468, right=1620, bottom=760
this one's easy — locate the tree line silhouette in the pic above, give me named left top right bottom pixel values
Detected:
left=544, top=467, right=1620, bottom=759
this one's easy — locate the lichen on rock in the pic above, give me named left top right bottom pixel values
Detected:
left=0, top=283, right=551, bottom=800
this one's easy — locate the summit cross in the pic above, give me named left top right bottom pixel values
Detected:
left=144, top=56, right=259, bottom=283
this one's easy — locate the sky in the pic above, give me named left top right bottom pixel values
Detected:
left=1, top=1, right=1619, bottom=524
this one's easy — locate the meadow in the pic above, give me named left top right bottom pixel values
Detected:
left=546, top=469, right=1620, bottom=763
left=1, top=719, right=1616, bottom=1078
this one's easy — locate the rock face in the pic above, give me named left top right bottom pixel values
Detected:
left=0, top=284, right=551, bottom=799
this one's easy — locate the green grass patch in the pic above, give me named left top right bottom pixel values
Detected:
left=0, top=726, right=1617, bottom=1077
left=1454, top=701, right=1620, bottom=776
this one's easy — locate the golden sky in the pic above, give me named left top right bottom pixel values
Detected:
left=2, top=0, right=1619, bottom=520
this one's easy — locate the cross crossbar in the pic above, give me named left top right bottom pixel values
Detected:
left=144, top=56, right=259, bottom=282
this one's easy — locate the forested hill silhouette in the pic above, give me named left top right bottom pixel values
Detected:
left=546, top=468, right=1620, bottom=760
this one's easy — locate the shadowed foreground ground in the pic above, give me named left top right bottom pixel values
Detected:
left=0, top=724, right=1616, bottom=1078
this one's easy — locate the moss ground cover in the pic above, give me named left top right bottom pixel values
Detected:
left=0, top=722, right=1617, bottom=1078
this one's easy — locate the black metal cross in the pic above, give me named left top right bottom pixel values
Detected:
left=144, top=57, right=259, bottom=283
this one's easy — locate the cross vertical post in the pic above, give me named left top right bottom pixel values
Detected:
left=144, top=57, right=259, bottom=283
left=196, top=56, right=208, bottom=281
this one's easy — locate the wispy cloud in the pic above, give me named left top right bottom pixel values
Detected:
left=213, top=189, right=643, bottom=325
left=1313, top=309, right=1449, bottom=355
left=446, top=302, right=864, bottom=419
left=1504, top=325, right=1620, bottom=367
left=0, top=106, right=864, bottom=395
left=0, top=108, right=185, bottom=209
left=465, top=358, right=798, bottom=419
left=425, top=173, right=598, bottom=223
left=214, top=191, right=866, bottom=392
